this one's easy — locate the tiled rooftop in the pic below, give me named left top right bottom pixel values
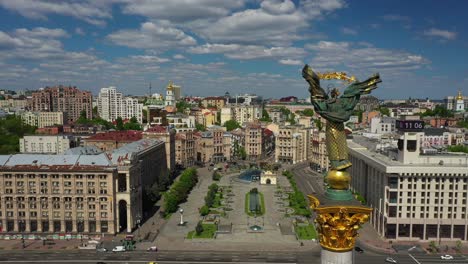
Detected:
left=86, top=130, right=142, bottom=141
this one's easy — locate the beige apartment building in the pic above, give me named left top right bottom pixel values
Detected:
left=0, top=139, right=167, bottom=235
left=21, top=111, right=65, bottom=128
left=143, top=125, right=176, bottom=172
left=196, top=126, right=231, bottom=164
left=0, top=153, right=117, bottom=234
left=175, top=131, right=196, bottom=168
left=349, top=133, right=468, bottom=241
left=275, top=124, right=310, bottom=164
left=245, top=123, right=262, bottom=160
left=310, top=128, right=328, bottom=172
left=201, top=97, right=225, bottom=109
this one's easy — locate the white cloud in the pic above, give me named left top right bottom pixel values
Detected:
left=341, top=27, right=357, bottom=35
left=189, top=43, right=306, bottom=60
left=107, top=22, right=196, bottom=51
left=173, top=54, right=186, bottom=60
left=279, top=59, right=303, bottom=65
left=75, top=27, right=85, bottom=36
left=423, top=28, right=457, bottom=40
left=119, top=55, right=170, bottom=64
left=300, top=0, right=347, bottom=18
left=0, top=0, right=112, bottom=26
left=195, top=7, right=306, bottom=45
left=306, top=41, right=430, bottom=74
left=121, top=0, right=246, bottom=23
left=261, top=0, right=296, bottom=15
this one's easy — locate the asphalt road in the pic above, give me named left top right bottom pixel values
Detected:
left=0, top=250, right=317, bottom=264
left=0, top=249, right=465, bottom=264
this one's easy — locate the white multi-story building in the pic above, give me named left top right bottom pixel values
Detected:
left=19, top=135, right=76, bottom=154
left=20, top=111, right=65, bottom=128
left=349, top=133, right=468, bottom=242
left=370, top=116, right=397, bottom=135
left=97, top=87, right=143, bottom=123
left=221, top=105, right=261, bottom=125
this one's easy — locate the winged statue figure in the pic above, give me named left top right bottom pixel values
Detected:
left=302, top=64, right=382, bottom=170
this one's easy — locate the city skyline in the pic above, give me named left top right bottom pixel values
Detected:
left=0, top=0, right=467, bottom=99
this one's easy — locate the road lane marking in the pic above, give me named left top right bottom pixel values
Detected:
left=306, top=180, right=316, bottom=193
left=409, top=253, right=422, bottom=264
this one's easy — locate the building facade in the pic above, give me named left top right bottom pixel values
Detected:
left=245, top=123, right=262, bottom=160
left=0, top=154, right=117, bottom=234
left=196, top=126, right=231, bottom=164
left=275, top=124, right=310, bottom=164
left=83, top=131, right=143, bottom=152
left=142, top=126, right=176, bottom=172
left=21, top=111, right=65, bottom=128
left=28, top=86, right=92, bottom=123
left=310, top=128, right=328, bottom=172
left=19, top=135, right=76, bottom=154
left=97, top=87, right=143, bottom=124
left=175, top=131, right=196, bottom=168
left=349, top=133, right=468, bottom=242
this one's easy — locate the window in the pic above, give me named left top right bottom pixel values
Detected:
left=100, top=212, right=107, bottom=218
left=30, top=212, right=37, bottom=217
left=41, top=211, right=48, bottom=217
left=89, top=212, right=96, bottom=218
left=53, top=211, right=60, bottom=218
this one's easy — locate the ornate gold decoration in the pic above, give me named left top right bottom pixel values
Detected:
left=307, top=195, right=320, bottom=209
left=326, top=170, right=350, bottom=190
left=456, top=90, right=463, bottom=101
left=167, top=80, right=174, bottom=90
left=326, top=121, right=351, bottom=170
left=317, top=71, right=357, bottom=83
left=314, top=206, right=372, bottom=252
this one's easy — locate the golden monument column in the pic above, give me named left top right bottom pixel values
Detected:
left=302, top=65, right=381, bottom=263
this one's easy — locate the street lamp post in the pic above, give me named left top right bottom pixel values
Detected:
left=179, top=209, right=184, bottom=226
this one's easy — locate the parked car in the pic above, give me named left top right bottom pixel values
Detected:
left=147, top=246, right=158, bottom=252
left=385, top=257, right=397, bottom=263
left=354, top=246, right=364, bottom=253
left=96, top=247, right=107, bottom=252
left=112, top=246, right=126, bottom=252
left=441, top=255, right=454, bottom=260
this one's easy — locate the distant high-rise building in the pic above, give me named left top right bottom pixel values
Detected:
left=28, top=86, right=92, bottom=123
left=97, top=86, right=143, bottom=123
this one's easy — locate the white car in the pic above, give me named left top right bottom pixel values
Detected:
left=385, top=257, right=397, bottom=263
left=441, top=255, right=454, bottom=260
left=112, top=246, right=126, bottom=252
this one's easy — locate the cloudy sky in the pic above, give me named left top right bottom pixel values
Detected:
left=0, top=0, right=467, bottom=99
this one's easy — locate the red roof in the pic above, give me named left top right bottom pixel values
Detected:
left=263, top=128, right=274, bottom=137
left=145, top=125, right=168, bottom=133
left=86, top=130, right=142, bottom=141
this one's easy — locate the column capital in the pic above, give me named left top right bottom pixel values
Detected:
left=313, top=204, right=372, bottom=252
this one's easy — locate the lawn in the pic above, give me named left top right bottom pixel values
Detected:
left=295, top=224, right=317, bottom=240
left=244, top=192, right=265, bottom=216
left=187, top=224, right=217, bottom=239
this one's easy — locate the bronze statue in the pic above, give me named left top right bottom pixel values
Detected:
left=302, top=65, right=381, bottom=171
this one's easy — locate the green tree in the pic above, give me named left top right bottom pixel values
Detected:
left=116, top=117, right=124, bottom=131
left=378, top=107, right=390, bottom=117
left=239, top=146, right=247, bottom=160
left=0, top=115, right=36, bottom=154
left=314, top=119, right=323, bottom=131
left=195, top=221, right=204, bottom=235
left=224, top=119, right=241, bottom=131
left=353, top=109, right=364, bottom=123
left=92, top=106, right=98, bottom=117
left=420, top=105, right=454, bottom=118
left=123, top=116, right=142, bottom=130
left=176, top=101, right=190, bottom=113
left=199, top=205, right=210, bottom=216
left=259, top=109, right=272, bottom=122
left=142, top=109, right=148, bottom=123
left=447, top=145, right=468, bottom=153
left=195, top=123, right=206, bottom=131
left=301, top=109, right=314, bottom=117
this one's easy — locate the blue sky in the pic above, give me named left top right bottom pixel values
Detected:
left=0, top=0, right=467, bottom=99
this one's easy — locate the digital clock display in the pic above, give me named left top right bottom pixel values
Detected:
left=396, top=120, right=424, bottom=131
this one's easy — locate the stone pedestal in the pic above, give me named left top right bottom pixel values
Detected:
left=321, top=249, right=352, bottom=264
